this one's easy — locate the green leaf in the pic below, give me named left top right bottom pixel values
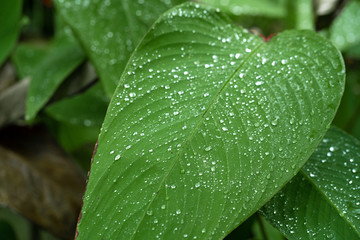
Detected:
left=77, top=3, right=344, bottom=239
left=45, top=83, right=108, bottom=128
left=0, top=0, right=22, bottom=66
left=329, top=0, right=360, bottom=51
left=261, top=127, right=360, bottom=239
left=11, top=42, right=49, bottom=79
left=0, top=220, right=16, bottom=240
left=286, top=0, right=314, bottom=30
left=25, top=31, right=85, bottom=122
left=200, top=0, right=286, bottom=17
left=54, top=0, right=186, bottom=97
left=252, top=214, right=285, bottom=240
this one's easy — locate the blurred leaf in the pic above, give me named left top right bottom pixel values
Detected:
left=333, top=64, right=360, bottom=131
left=54, top=122, right=99, bottom=171
left=0, top=220, right=17, bottom=240
left=286, top=0, right=315, bottom=30
left=11, top=42, right=49, bottom=79
left=201, top=0, right=286, bottom=17
left=0, top=78, right=29, bottom=128
left=25, top=29, right=85, bottom=122
left=45, top=83, right=108, bottom=128
left=345, top=42, right=360, bottom=59
left=252, top=215, right=284, bottom=240
left=261, top=127, right=360, bottom=239
left=0, top=125, right=86, bottom=240
left=48, top=62, right=98, bottom=103
left=76, top=3, right=344, bottom=239
left=329, top=0, right=360, bottom=51
left=224, top=215, right=255, bottom=239
left=54, top=0, right=186, bottom=96
left=0, top=207, right=32, bottom=240
left=0, top=0, right=22, bottom=65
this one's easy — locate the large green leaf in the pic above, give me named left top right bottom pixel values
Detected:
left=329, top=0, right=360, bottom=51
left=0, top=0, right=22, bottom=66
left=54, top=0, right=186, bottom=96
left=25, top=28, right=85, bottom=122
left=77, top=3, right=344, bottom=239
left=261, top=127, right=360, bottom=239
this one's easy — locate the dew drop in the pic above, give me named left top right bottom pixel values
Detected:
left=205, top=146, right=212, bottom=152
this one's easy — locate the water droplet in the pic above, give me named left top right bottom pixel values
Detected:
left=176, top=209, right=181, bottom=214
left=147, top=210, right=153, bottom=216
left=205, top=146, right=212, bottom=152
left=114, top=154, right=121, bottom=161
left=195, top=182, right=200, bottom=188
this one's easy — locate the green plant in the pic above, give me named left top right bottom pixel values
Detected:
left=1, top=0, right=360, bottom=239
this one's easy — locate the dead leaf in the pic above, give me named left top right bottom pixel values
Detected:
left=0, top=125, right=86, bottom=239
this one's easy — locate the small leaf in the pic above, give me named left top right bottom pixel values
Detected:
left=329, top=0, right=360, bottom=51
left=0, top=0, right=22, bottom=65
left=77, top=3, right=344, bottom=239
left=11, top=42, right=49, bottom=79
left=25, top=34, right=85, bottom=122
left=261, top=127, right=360, bottom=239
left=0, top=125, right=86, bottom=240
left=54, top=0, right=186, bottom=96
left=45, top=83, right=108, bottom=127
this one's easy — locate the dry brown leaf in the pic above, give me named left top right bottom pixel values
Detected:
left=0, top=125, right=86, bottom=239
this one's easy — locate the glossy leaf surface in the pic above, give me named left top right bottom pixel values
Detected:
left=77, top=3, right=344, bottom=239
left=25, top=30, right=85, bottom=122
left=54, top=0, right=185, bottom=96
left=261, top=127, right=360, bottom=239
left=0, top=0, right=22, bottom=65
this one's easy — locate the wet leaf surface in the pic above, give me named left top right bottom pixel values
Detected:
left=0, top=125, right=86, bottom=240
left=54, top=0, right=186, bottom=96
left=261, top=127, right=360, bottom=239
left=77, top=3, right=344, bottom=239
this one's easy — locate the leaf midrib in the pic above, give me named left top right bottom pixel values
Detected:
left=130, top=39, right=266, bottom=238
